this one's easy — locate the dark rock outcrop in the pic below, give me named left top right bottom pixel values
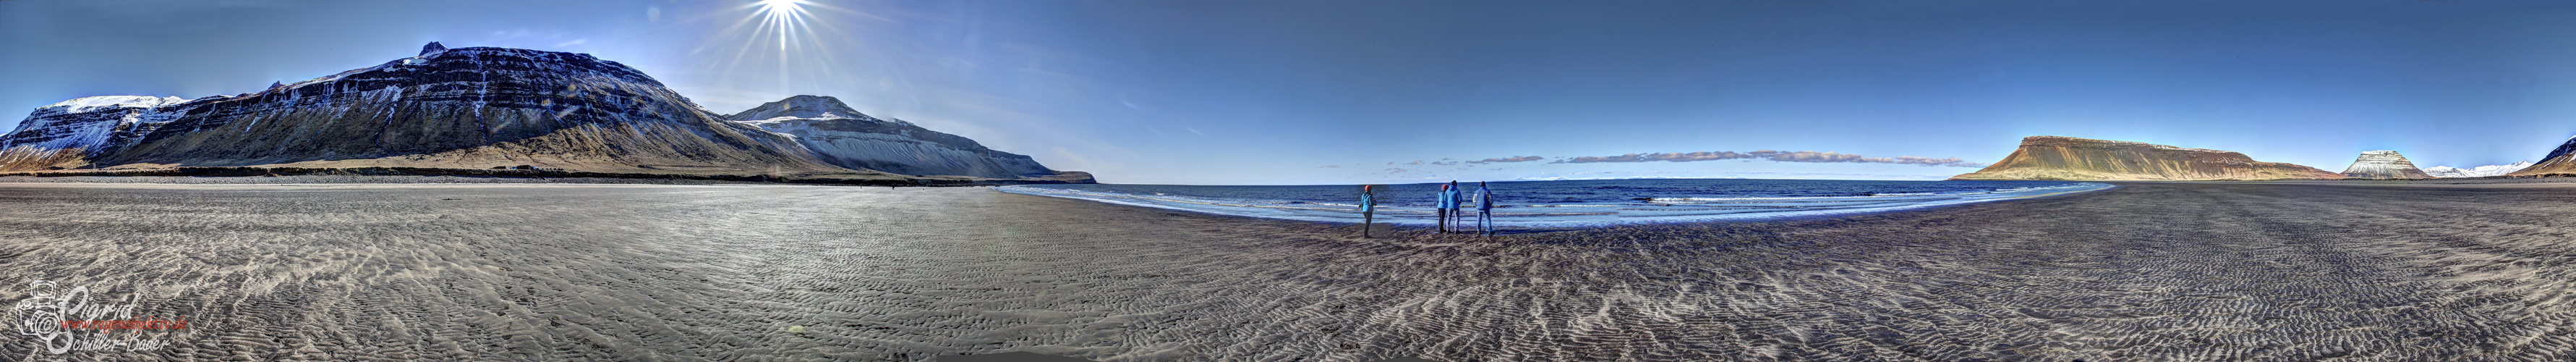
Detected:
left=1950, top=135, right=2345, bottom=180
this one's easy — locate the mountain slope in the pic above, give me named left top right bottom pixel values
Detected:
left=724, top=95, right=1087, bottom=181
left=2423, top=161, right=2533, bottom=178
left=2338, top=150, right=2433, bottom=179
left=2509, top=136, right=2576, bottom=177
left=1949, top=135, right=2345, bottom=180
left=4, top=43, right=845, bottom=175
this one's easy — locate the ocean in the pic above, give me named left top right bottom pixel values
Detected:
left=999, top=178, right=2113, bottom=227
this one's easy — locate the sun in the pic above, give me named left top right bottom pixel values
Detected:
left=753, top=0, right=810, bottom=51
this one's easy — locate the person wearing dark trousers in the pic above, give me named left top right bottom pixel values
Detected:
left=1475, top=181, right=1495, bottom=236
left=1441, top=180, right=1464, bottom=233
left=1436, top=182, right=1458, bottom=233
left=1359, top=185, right=1377, bottom=238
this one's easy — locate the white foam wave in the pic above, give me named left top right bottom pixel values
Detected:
left=1000, top=182, right=2115, bottom=227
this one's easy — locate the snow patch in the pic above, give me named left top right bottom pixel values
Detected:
left=2423, top=161, right=2534, bottom=178
left=39, top=96, right=187, bottom=114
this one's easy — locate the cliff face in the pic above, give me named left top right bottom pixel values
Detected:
left=1949, top=136, right=2345, bottom=181
left=725, top=96, right=1089, bottom=181
left=2340, top=150, right=2433, bottom=179
left=2508, top=136, right=2576, bottom=177
left=3, top=44, right=843, bottom=174
left=0, top=96, right=192, bottom=170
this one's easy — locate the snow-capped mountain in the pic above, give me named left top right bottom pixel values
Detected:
left=2339, top=150, right=2432, bottom=179
left=2512, top=135, right=2576, bottom=176
left=0, top=42, right=1091, bottom=183
left=3, top=42, right=840, bottom=174
left=728, top=95, right=891, bottom=125
left=1, top=96, right=192, bottom=152
left=722, top=96, right=1083, bottom=180
left=2425, top=161, right=2533, bottom=178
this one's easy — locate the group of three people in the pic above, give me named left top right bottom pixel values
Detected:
left=1359, top=181, right=1496, bottom=237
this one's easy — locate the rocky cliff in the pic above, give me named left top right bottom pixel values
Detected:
left=0, top=43, right=1094, bottom=185
left=100, top=44, right=848, bottom=174
left=0, top=96, right=192, bottom=171
left=724, top=95, right=1088, bottom=181
left=1949, top=135, right=2345, bottom=181
left=2339, top=150, right=2433, bottom=179
left=2508, top=136, right=2576, bottom=177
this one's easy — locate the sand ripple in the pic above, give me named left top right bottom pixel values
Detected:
left=0, top=182, right=2573, bottom=361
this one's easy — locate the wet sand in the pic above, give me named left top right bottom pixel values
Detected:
left=4, top=182, right=2576, bottom=361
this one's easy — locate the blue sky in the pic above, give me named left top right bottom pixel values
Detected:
left=7, top=1, right=2576, bottom=185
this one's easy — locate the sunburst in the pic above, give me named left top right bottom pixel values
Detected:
left=754, top=0, right=810, bottom=52
left=692, top=0, right=869, bottom=99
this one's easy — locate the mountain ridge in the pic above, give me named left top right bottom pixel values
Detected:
left=721, top=95, right=1081, bottom=180
left=0, top=43, right=1091, bottom=185
left=2339, top=150, right=2433, bottom=180
left=1949, top=135, right=2345, bottom=181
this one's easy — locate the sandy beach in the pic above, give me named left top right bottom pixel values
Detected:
left=5, top=181, right=2576, bottom=361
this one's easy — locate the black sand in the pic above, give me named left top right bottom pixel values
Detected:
left=2, top=182, right=2574, bottom=361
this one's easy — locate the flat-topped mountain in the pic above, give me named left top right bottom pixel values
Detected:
left=0, top=43, right=1091, bottom=185
left=724, top=95, right=1087, bottom=181
left=1949, top=135, right=2345, bottom=181
left=2340, top=150, right=2433, bottom=179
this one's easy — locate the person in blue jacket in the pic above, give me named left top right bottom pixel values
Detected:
left=1359, top=185, right=1377, bottom=238
left=1475, top=181, right=1495, bottom=235
left=1444, top=180, right=1466, bottom=233
left=1436, top=182, right=1459, bottom=233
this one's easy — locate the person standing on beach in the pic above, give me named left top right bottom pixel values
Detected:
left=1436, top=182, right=1458, bottom=233
left=1475, top=181, right=1495, bottom=236
left=1443, top=181, right=1466, bottom=233
left=1359, top=185, right=1377, bottom=238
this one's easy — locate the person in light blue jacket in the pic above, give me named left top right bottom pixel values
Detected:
left=1359, top=185, right=1377, bottom=238
left=1475, top=181, right=1495, bottom=235
left=1436, top=182, right=1460, bottom=233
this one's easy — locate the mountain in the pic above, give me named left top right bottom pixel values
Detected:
left=2, top=43, right=834, bottom=174
left=0, top=96, right=192, bottom=171
left=723, top=95, right=1088, bottom=181
left=1949, top=135, right=2345, bottom=180
left=2338, top=150, right=2433, bottom=179
left=0, top=43, right=1089, bottom=184
left=2423, top=161, right=2533, bottom=178
left=2509, top=136, right=2576, bottom=177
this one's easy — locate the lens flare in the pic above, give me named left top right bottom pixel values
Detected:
left=754, top=0, right=808, bottom=51
left=699, top=0, right=864, bottom=99
left=751, top=0, right=810, bottom=89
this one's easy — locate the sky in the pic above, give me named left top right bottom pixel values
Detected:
left=7, top=0, right=2576, bottom=185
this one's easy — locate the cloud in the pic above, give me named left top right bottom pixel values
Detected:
left=1319, top=165, right=1340, bottom=168
left=1385, top=168, right=1411, bottom=173
left=1554, top=150, right=1986, bottom=167
left=1466, top=156, right=1545, bottom=164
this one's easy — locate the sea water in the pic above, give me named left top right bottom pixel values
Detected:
left=999, top=179, right=2112, bottom=227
